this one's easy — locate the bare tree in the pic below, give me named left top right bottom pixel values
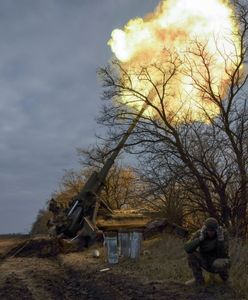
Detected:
left=97, top=1, right=248, bottom=234
left=181, top=1, right=248, bottom=234
left=99, top=54, right=219, bottom=220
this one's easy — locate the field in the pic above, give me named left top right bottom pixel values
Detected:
left=0, top=233, right=247, bottom=300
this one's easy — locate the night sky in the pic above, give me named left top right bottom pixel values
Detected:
left=0, top=0, right=159, bottom=233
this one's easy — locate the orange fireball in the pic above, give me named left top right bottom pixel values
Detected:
left=108, top=0, right=240, bottom=123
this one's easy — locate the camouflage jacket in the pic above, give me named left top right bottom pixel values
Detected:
left=184, top=228, right=229, bottom=258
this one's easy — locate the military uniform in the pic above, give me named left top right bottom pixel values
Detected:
left=184, top=218, right=230, bottom=285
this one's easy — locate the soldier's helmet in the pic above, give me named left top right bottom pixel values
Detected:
left=205, top=217, right=218, bottom=230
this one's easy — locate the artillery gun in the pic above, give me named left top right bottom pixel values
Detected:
left=4, top=103, right=187, bottom=260
left=50, top=106, right=147, bottom=242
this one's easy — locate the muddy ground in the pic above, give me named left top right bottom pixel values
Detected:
left=0, top=238, right=239, bottom=300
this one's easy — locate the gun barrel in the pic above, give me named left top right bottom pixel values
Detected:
left=53, top=104, right=147, bottom=238
left=98, top=104, right=147, bottom=184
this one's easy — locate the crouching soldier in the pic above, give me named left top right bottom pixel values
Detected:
left=184, top=217, right=230, bottom=286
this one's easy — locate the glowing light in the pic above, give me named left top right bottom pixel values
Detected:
left=108, top=0, right=240, bottom=123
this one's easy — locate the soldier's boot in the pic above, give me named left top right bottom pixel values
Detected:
left=186, top=253, right=205, bottom=286
left=185, top=278, right=205, bottom=286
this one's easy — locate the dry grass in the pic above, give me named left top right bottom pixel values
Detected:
left=117, top=232, right=248, bottom=299
left=118, top=233, right=190, bottom=282
left=229, top=239, right=248, bottom=299
left=1, top=233, right=247, bottom=298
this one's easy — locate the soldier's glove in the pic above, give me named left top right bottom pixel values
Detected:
left=212, top=258, right=230, bottom=270
left=199, top=225, right=207, bottom=241
left=217, top=226, right=224, bottom=242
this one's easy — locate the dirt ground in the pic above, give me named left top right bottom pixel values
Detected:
left=0, top=237, right=239, bottom=300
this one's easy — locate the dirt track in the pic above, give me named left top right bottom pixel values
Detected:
left=0, top=249, right=237, bottom=300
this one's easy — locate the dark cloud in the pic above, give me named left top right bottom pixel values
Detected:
left=0, top=0, right=159, bottom=233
